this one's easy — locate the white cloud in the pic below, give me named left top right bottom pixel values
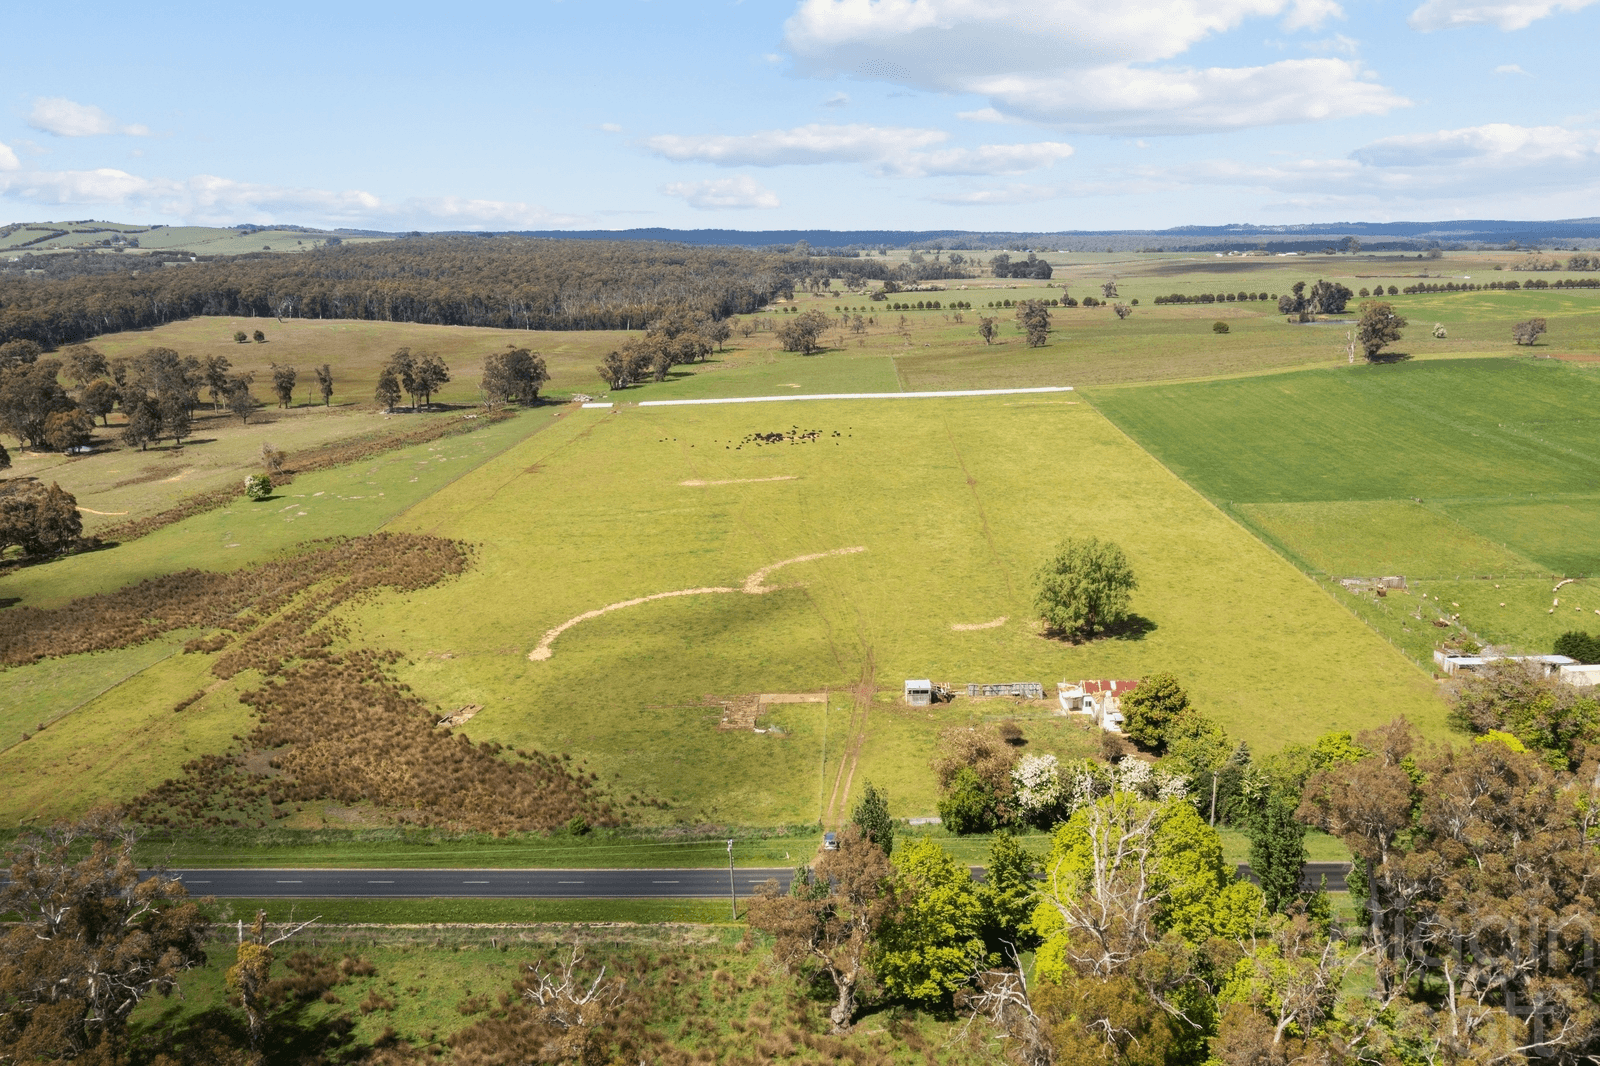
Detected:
left=823, top=92, right=850, bottom=108
left=647, top=123, right=946, bottom=166
left=660, top=175, right=780, bottom=210
left=1493, top=63, right=1532, bottom=74
left=0, top=167, right=583, bottom=229
left=782, top=0, right=1395, bottom=133
left=1351, top=122, right=1595, bottom=167
left=929, top=184, right=1062, bottom=205
left=0, top=141, right=19, bottom=171
left=28, top=97, right=150, bottom=137
left=967, top=58, right=1404, bottom=134
left=600, top=123, right=624, bottom=133
left=955, top=107, right=1016, bottom=124
left=1281, top=0, right=1345, bottom=30
left=1408, top=0, right=1597, bottom=30
left=646, top=122, right=1072, bottom=177
left=1101, top=122, right=1600, bottom=215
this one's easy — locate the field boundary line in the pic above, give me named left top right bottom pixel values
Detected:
left=584, top=386, right=1073, bottom=408
left=0, top=646, right=182, bottom=759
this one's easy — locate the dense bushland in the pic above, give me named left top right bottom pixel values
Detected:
left=0, top=238, right=932, bottom=347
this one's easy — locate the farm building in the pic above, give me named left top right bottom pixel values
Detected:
left=1560, top=663, right=1600, bottom=688
left=1059, top=679, right=1141, bottom=732
left=1433, top=651, right=1577, bottom=678
left=904, top=680, right=934, bottom=706
left=966, top=682, right=1044, bottom=699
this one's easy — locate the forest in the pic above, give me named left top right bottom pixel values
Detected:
left=0, top=238, right=977, bottom=348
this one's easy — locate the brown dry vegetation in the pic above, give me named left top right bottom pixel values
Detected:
left=0, top=533, right=618, bottom=834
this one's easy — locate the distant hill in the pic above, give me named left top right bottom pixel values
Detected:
left=4, top=217, right=1598, bottom=262
left=506, top=219, right=1600, bottom=253
left=0, top=220, right=390, bottom=258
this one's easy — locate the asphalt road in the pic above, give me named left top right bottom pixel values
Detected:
left=159, top=862, right=1349, bottom=899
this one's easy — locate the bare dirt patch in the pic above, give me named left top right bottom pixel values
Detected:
left=951, top=616, right=1007, bottom=631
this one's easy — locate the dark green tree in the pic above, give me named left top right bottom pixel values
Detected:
left=1554, top=631, right=1600, bottom=664
left=1033, top=536, right=1138, bottom=639
left=79, top=379, right=117, bottom=426
left=850, top=780, right=894, bottom=856
left=1247, top=790, right=1307, bottom=914
left=1120, top=673, right=1191, bottom=752
left=226, top=373, right=256, bottom=424
left=269, top=363, right=297, bottom=408
left=120, top=399, right=163, bottom=450
left=1356, top=300, right=1407, bottom=360
left=979, top=830, right=1040, bottom=950
left=314, top=363, right=334, bottom=406
left=1014, top=300, right=1051, bottom=346
left=375, top=366, right=402, bottom=412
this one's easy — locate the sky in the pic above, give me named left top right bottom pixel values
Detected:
left=2, top=0, right=1598, bottom=232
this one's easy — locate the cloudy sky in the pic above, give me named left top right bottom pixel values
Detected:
left=3, top=0, right=1598, bottom=232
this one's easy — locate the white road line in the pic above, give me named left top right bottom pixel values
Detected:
left=652, top=880, right=680, bottom=884
left=367, top=881, right=394, bottom=884
left=463, top=881, right=490, bottom=884
left=186, top=880, right=211, bottom=884
left=557, top=880, right=584, bottom=884
left=275, top=880, right=302, bottom=884
left=582, top=386, right=1072, bottom=409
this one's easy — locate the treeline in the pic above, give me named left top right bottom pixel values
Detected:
left=1402, top=277, right=1600, bottom=294
left=0, top=238, right=889, bottom=347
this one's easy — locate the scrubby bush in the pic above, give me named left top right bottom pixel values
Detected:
left=244, top=474, right=272, bottom=500
left=1212, top=321, right=1229, bottom=333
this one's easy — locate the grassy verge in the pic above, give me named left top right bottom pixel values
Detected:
left=129, top=825, right=823, bottom=869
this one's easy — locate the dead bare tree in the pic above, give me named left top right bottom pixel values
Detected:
left=956, top=945, right=1053, bottom=1066
left=522, top=944, right=627, bottom=1031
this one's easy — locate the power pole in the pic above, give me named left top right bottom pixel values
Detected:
left=727, top=839, right=737, bottom=920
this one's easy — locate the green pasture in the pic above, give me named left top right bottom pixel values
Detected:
left=351, top=396, right=1440, bottom=827
left=0, top=409, right=544, bottom=611
left=1235, top=501, right=1544, bottom=579
left=1090, top=357, right=1600, bottom=662
left=0, top=647, right=251, bottom=825
left=0, top=634, right=190, bottom=748
left=1090, top=358, right=1600, bottom=504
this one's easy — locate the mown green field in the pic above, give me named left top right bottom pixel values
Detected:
left=1090, top=357, right=1600, bottom=665
left=355, top=395, right=1441, bottom=826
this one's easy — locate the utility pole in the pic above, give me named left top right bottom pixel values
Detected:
left=727, top=839, right=737, bottom=920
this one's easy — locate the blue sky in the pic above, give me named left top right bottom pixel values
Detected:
left=3, top=0, right=1597, bottom=231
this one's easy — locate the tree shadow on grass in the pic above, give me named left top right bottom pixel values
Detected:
left=1040, top=613, right=1158, bottom=645
left=131, top=1000, right=371, bottom=1066
left=1366, top=352, right=1413, bottom=364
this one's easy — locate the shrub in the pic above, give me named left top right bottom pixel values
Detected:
left=244, top=474, right=272, bottom=500
left=937, top=767, right=997, bottom=834
left=233, top=330, right=248, bottom=344
left=1212, top=321, right=1229, bottom=333
left=1554, top=631, right=1600, bottom=664
left=1513, top=318, right=1547, bottom=345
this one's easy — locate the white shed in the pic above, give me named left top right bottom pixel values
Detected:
left=904, top=680, right=933, bottom=706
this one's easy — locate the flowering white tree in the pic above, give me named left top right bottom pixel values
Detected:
left=1012, top=754, right=1063, bottom=826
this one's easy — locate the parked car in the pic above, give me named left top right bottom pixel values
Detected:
left=822, top=831, right=838, bottom=851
